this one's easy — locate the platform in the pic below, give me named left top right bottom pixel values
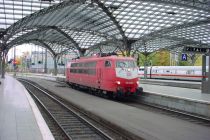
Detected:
left=141, top=83, right=210, bottom=103
left=140, top=79, right=201, bottom=89
left=0, top=75, right=54, bottom=140
left=139, top=83, right=210, bottom=118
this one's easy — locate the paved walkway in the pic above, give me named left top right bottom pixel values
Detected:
left=0, top=75, right=54, bottom=140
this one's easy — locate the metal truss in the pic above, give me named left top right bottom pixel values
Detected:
left=85, top=39, right=124, bottom=56
left=0, top=0, right=210, bottom=56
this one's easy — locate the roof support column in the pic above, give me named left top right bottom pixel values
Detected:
left=53, top=55, right=58, bottom=76
left=36, top=40, right=56, bottom=57
left=202, top=53, right=210, bottom=94
left=44, top=48, right=47, bottom=73
left=1, top=50, right=7, bottom=79
left=143, top=42, right=149, bottom=79
left=126, top=40, right=136, bottom=56
left=0, top=52, right=2, bottom=75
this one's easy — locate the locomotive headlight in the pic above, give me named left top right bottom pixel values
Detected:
left=116, top=81, right=121, bottom=85
left=136, top=81, right=139, bottom=85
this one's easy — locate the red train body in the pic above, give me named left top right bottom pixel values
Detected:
left=66, top=55, right=143, bottom=97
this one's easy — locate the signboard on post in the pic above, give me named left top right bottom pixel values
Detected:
left=183, top=47, right=209, bottom=54
left=181, top=53, right=187, bottom=61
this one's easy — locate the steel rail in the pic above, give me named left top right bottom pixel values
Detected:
left=44, top=78, right=210, bottom=124
left=19, top=79, right=113, bottom=140
left=26, top=86, right=72, bottom=140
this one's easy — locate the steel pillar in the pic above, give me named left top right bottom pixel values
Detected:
left=201, top=52, right=210, bottom=94
left=53, top=56, right=58, bottom=76
left=44, top=48, right=47, bottom=73
left=1, top=52, right=6, bottom=79
left=0, top=52, right=2, bottom=74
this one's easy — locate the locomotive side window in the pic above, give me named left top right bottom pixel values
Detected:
left=78, top=63, right=83, bottom=67
left=87, top=69, right=96, bottom=75
left=105, top=61, right=111, bottom=67
left=84, top=61, right=97, bottom=67
left=71, top=63, right=79, bottom=67
left=70, top=61, right=96, bottom=75
left=71, top=63, right=75, bottom=67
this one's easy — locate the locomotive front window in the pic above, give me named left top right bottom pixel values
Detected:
left=116, top=60, right=136, bottom=68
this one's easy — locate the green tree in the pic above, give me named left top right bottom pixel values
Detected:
left=153, top=51, right=170, bottom=66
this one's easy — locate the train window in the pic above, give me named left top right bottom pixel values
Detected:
left=78, top=63, right=83, bottom=67
left=152, top=70, right=158, bottom=73
left=71, top=63, right=75, bottom=67
left=187, top=70, right=194, bottom=74
left=86, top=62, right=96, bottom=67
left=116, top=60, right=135, bottom=68
left=84, top=63, right=88, bottom=67
left=89, top=62, right=97, bottom=67
left=78, top=69, right=82, bottom=73
left=105, top=61, right=111, bottom=67
left=75, top=69, right=79, bottom=73
left=87, top=69, right=96, bottom=75
left=70, top=69, right=76, bottom=73
left=71, top=63, right=78, bottom=67
left=83, top=69, right=87, bottom=74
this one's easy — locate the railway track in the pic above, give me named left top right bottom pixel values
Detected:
left=19, top=79, right=113, bottom=140
left=42, top=78, right=210, bottom=127
left=55, top=79, right=210, bottom=127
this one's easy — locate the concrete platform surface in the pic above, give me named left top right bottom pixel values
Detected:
left=141, top=79, right=201, bottom=84
left=140, top=83, right=210, bottom=103
left=0, top=75, right=54, bottom=140
left=141, top=79, right=201, bottom=89
left=26, top=77, right=210, bottom=140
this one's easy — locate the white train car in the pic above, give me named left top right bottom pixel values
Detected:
left=138, top=66, right=204, bottom=81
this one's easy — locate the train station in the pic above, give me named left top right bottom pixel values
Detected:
left=0, top=0, right=210, bottom=140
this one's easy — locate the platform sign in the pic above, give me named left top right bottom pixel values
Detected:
left=181, top=53, right=187, bottom=61
left=183, top=47, right=209, bottom=54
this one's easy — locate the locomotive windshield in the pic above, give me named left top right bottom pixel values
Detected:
left=116, top=60, right=136, bottom=68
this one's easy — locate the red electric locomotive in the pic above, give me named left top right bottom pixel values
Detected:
left=66, top=55, right=143, bottom=98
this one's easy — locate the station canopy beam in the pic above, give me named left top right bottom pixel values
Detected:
left=0, top=0, right=209, bottom=57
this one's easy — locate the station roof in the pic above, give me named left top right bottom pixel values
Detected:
left=0, top=0, right=210, bottom=57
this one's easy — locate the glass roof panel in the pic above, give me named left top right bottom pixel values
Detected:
left=1, top=0, right=210, bottom=55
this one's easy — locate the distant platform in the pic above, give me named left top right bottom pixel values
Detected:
left=141, top=83, right=209, bottom=103
left=0, top=75, right=54, bottom=140
left=140, top=83, right=210, bottom=118
left=140, top=79, right=201, bottom=89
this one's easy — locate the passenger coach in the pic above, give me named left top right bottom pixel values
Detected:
left=66, top=55, right=143, bottom=98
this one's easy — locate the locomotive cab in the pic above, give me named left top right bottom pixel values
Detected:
left=114, top=59, right=143, bottom=96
